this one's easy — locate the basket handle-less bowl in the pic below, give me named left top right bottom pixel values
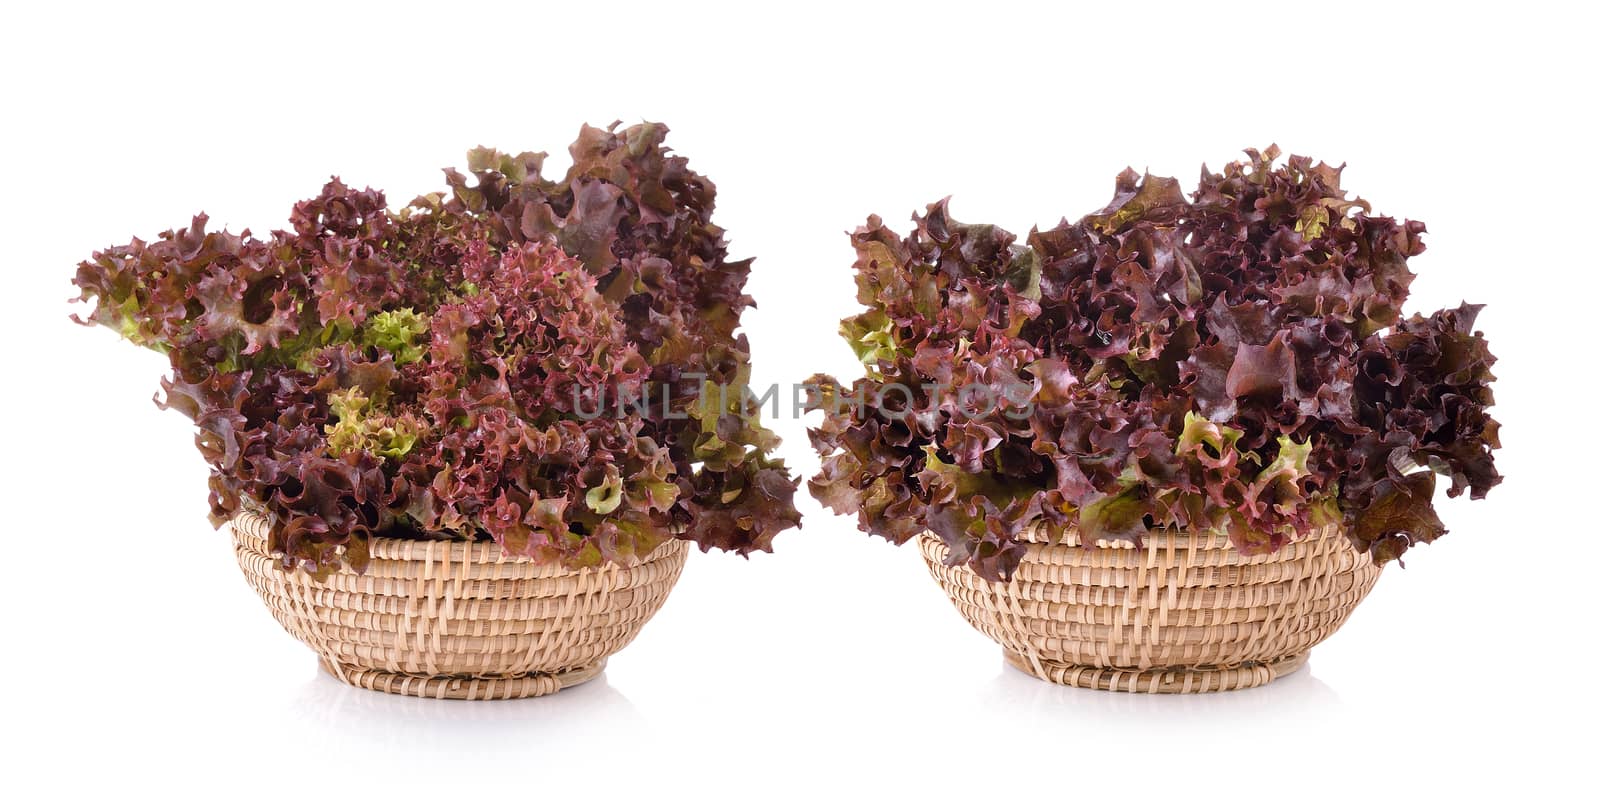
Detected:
left=230, top=509, right=687, bottom=700
left=919, top=525, right=1380, bottom=693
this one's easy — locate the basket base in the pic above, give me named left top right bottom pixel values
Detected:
left=1003, top=650, right=1308, bottom=694
left=319, top=658, right=606, bottom=700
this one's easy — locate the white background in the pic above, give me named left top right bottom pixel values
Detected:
left=4, top=1, right=1596, bottom=789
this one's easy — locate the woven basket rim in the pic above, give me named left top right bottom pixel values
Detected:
left=231, top=502, right=682, bottom=571
left=1005, top=522, right=1339, bottom=550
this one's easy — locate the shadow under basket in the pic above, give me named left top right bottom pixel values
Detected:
left=230, top=509, right=687, bottom=700
left=918, top=526, right=1380, bottom=694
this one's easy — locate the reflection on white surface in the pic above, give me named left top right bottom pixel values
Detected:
left=938, top=651, right=1355, bottom=752
left=979, top=655, right=1345, bottom=721
left=284, top=663, right=647, bottom=755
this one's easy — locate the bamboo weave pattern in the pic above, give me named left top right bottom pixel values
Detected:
left=231, top=508, right=687, bottom=700
left=918, top=526, right=1380, bottom=693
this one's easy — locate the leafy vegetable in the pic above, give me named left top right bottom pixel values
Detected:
left=74, top=122, right=801, bottom=578
left=807, top=147, right=1500, bottom=580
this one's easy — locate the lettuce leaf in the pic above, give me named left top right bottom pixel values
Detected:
left=73, top=123, right=801, bottom=576
left=808, top=147, right=1499, bottom=580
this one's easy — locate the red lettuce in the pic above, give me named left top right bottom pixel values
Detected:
left=74, top=122, right=801, bottom=577
left=808, top=147, right=1500, bottom=580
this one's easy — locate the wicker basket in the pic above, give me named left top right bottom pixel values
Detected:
left=230, top=508, right=687, bottom=700
left=918, top=525, right=1380, bottom=693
